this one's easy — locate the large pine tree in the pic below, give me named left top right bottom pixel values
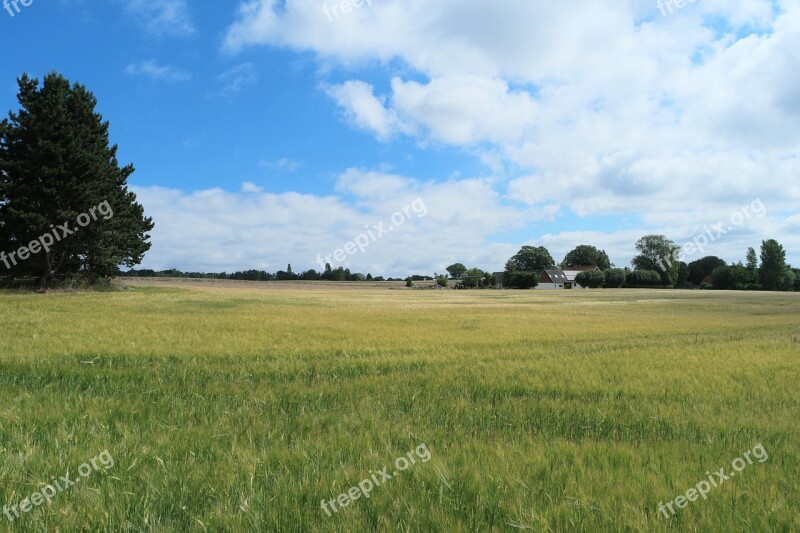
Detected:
left=0, top=72, right=153, bottom=289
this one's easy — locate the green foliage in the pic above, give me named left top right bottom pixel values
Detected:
left=625, top=269, right=663, bottom=287
left=435, top=274, right=449, bottom=287
left=405, top=277, right=413, bottom=287
left=575, top=270, right=605, bottom=288
left=688, top=256, right=726, bottom=285
left=603, top=268, right=626, bottom=288
left=563, top=245, right=611, bottom=270
left=777, top=267, right=795, bottom=292
left=675, top=262, right=690, bottom=289
left=504, top=271, right=539, bottom=289
left=710, top=264, right=754, bottom=290
left=632, top=235, right=679, bottom=286
left=759, top=239, right=787, bottom=291
left=461, top=268, right=483, bottom=288
left=0, top=73, right=154, bottom=289
left=506, top=246, right=555, bottom=273
left=445, top=263, right=467, bottom=279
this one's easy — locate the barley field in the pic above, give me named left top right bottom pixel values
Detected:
left=0, top=283, right=798, bottom=532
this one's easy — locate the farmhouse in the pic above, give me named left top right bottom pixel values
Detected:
left=537, top=266, right=600, bottom=289
left=537, top=270, right=569, bottom=289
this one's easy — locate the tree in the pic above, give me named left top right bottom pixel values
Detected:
left=575, top=270, right=605, bottom=288
left=759, top=239, right=787, bottom=291
left=504, top=271, right=538, bottom=289
left=562, top=245, right=611, bottom=270
left=506, top=246, right=555, bottom=273
left=625, top=270, right=662, bottom=287
left=746, top=247, right=758, bottom=271
left=461, top=268, right=484, bottom=288
left=446, top=263, right=467, bottom=279
left=687, top=256, right=726, bottom=285
left=675, top=262, right=689, bottom=289
left=711, top=263, right=756, bottom=290
left=0, top=72, right=153, bottom=289
left=632, top=235, right=679, bottom=286
left=604, top=268, right=626, bottom=288
left=778, top=267, right=796, bottom=291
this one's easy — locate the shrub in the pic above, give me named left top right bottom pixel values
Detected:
left=505, top=272, right=539, bottom=289
left=626, top=270, right=662, bottom=287
left=603, top=268, right=626, bottom=288
left=575, top=270, right=605, bottom=288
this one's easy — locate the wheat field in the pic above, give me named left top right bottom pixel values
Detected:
left=0, top=283, right=798, bottom=531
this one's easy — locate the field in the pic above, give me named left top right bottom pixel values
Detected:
left=1, top=282, right=798, bottom=532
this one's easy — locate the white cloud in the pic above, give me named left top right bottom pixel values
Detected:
left=215, top=63, right=259, bottom=97
left=125, top=60, right=191, bottom=82
left=221, top=0, right=800, bottom=223
left=124, top=0, right=195, bottom=37
left=131, top=169, right=545, bottom=275
left=325, top=81, right=409, bottom=140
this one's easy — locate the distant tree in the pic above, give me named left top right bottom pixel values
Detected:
left=633, top=235, right=679, bottom=286
left=710, top=263, right=760, bottom=290
left=446, top=263, right=467, bottom=279
left=504, top=271, right=538, bottom=289
left=626, top=270, right=663, bottom=287
left=460, top=268, right=483, bottom=288
left=563, top=245, right=611, bottom=270
left=506, top=246, right=555, bottom=273
left=675, top=262, right=689, bottom=288
left=603, top=268, right=626, bottom=288
left=575, top=270, right=605, bottom=288
left=746, top=247, right=758, bottom=271
left=687, top=256, right=726, bottom=285
left=759, top=239, right=787, bottom=291
left=778, top=267, right=796, bottom=291
left=793, top=268, right=800, bottom=292
left=435, top=274, right=448, bottom=287
left=0, top=72, right=153, bottom=289
left=405, top=277, right=413, bottom=287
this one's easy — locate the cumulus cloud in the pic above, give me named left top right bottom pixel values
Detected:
left=125, top=60, right=191, bottom=82
left=131, top=169, right=547, bottom=275
left=221, top=0, right=800, bottom=218
left=124, top=0, right=195, bottom=37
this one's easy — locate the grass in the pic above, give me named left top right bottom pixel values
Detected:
left=0, top=284, right=798, bottom=531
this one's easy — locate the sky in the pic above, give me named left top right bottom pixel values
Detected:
left=1, top=0, right=798, bottom=277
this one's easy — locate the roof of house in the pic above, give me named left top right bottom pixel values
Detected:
left=542, top=270, right=569, bottom=284
left=562, top=266, right=600, bottom=282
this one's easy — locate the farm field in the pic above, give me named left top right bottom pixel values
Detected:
left=0, top=283, right=798, bottom=532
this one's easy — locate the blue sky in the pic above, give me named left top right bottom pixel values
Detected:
left=1, top=0, right=798, bottom=276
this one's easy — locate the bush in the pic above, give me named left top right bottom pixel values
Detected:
left=504, top=271, right=539, bottom=289
left=575, top=270, right=605, bottom=288
left=603, top=268, right=626, bottom=288
left=625, top=270, right=663, bottom=287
